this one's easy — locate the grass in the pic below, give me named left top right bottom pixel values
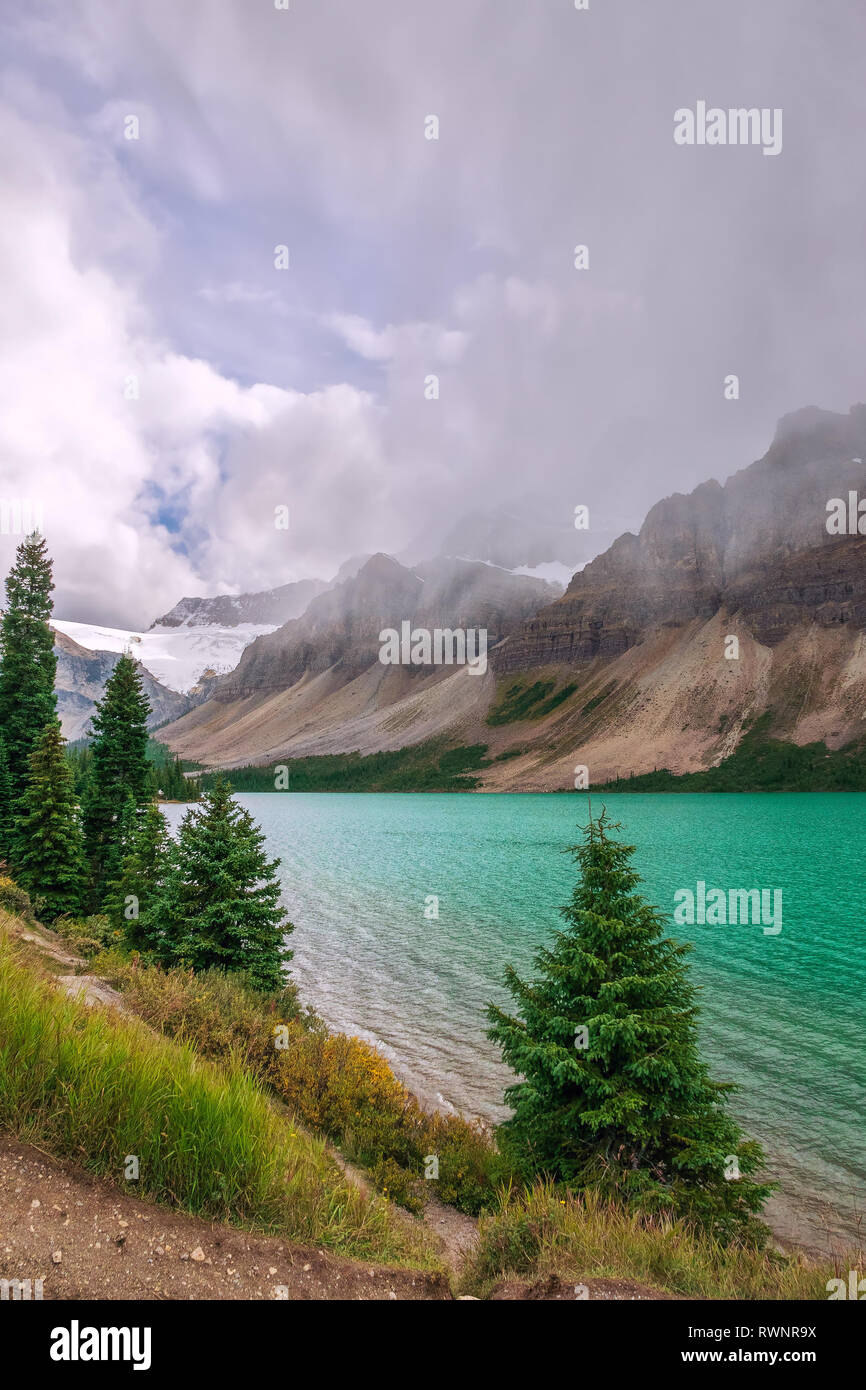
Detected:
left=0, top=921, right=434, bottom=1267
left=91, top=947, right=505, bottom=1217
left=580, top=680, right=617, bottom=718
left=11, top=906, right=848, bottom=1300
left=459, top=1182, right=847, bottom=1301
left=486, top=676, right=581, bottom=726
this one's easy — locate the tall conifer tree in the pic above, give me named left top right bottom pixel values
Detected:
left=81, top=652, right=151, bottom=894
left=0, top=533, right=57, bottom=803
left=0, top=734, right=12, bottom=861
left=488, top=813, right=772, bottom=1239
left=14, top=721, right=86, bottom=920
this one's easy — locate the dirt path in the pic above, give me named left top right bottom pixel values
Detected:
left=423, top=1196, right=479, bottom=1273
left=329, top=1151, right=478, bottom=1275
left=0, top=1137, right=450, bottom=1301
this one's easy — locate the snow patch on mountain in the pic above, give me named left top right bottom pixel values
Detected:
left=453, top=556, right=572, bottom=590
left=510, top=561, right=576, bottom=588
left=51, top=619, right=275, bottom=695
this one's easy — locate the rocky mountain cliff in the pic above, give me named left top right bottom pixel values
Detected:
left=496, top=406, right=866, bottom=671
left=214, top=554, right=562, bottom=699
left=152, top=577, right=327, bottom=629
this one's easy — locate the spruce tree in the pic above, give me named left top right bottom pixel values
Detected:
left=487, top=812, right=772, bottom=1240
left=100, top=791, right=138, bottom=910
left=104, top=799, right=172, bottom=952
left=0, top=533, right=57, bottom=803
left=14, top=722, right=86, bottom=921
left=0, top=734, right=12, bottom=862
left=149, top=778, right=292, bottom=992
left=81, top=652, right=151, bottom=895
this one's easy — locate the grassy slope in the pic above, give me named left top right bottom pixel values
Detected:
left=192, top=718, right=866, bottom=794
left=67, top=934, right=851, bottom=1300
left=0, top=917, right=434, bottom=1269
left=3, top=904, right=850, bottom=1299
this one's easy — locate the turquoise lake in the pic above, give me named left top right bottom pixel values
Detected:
left=164, top=791, right=865, bottom=1254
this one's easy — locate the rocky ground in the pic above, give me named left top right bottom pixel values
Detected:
left=0, top=1137, right=450, bottom=1301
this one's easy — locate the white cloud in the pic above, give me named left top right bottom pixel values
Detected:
left=325, top=314, right=397, bottom=362
left=0, top=92, right=389, bottom=626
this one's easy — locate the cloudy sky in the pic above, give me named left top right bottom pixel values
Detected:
left=1, top=0, right=864, bottom=627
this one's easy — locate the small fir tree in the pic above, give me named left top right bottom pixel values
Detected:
left=149, top=778, right=292, bottom=992
left=14, top=722, right=86, bottom=921
left=487, top=812, right=773, bottom=1240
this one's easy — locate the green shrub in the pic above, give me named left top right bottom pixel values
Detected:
left=0, top=875, right=34, bottom=920
left=486, top=680, right=555, bottom=726
left=90, top=954, right=311, bottom=1073
left=55, top=913, right=117, bottom=957
left=271, top=1029, right=506, bottom=1215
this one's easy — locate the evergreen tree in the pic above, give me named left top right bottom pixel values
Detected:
left=487, top=812, right=772, bottom=1240
left=0, top=533, right=57, bottom=803
left=104, top=799, right=172, bottom=952
left=14, top=722, right=86, bottom=921
left=100, top=791, right=138, bottom=909
left=0, top=734, right=12, bottom=861
left=148, top=778, right=292, bottom=992
left=81, top=652, right=151, bottom=894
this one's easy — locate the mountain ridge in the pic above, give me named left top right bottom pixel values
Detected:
left=153, top=404, right=866, bottom=785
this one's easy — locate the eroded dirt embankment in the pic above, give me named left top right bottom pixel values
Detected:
left=0, top=1137, right=451, bottom=1301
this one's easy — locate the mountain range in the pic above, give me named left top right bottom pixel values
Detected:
left=51, top=405, right=866, bottom=787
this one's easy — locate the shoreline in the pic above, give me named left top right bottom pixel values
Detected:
left=293, top=977, right=861, bottom=1267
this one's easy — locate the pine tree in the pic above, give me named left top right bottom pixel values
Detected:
left=0, top=533, right=57, bottom=803
left=100, top=791, right=138, bottom=909
left=104, top=799, right=172, bottom=952
left=149, top=778, right=292, bottom=992
left=14, top=722, right=86, bottom=921
left=487, top=812, right=772, bottom=1239
left=81, top=652, right=151, bottom=895
left=0, top=734, right=12, bottom=862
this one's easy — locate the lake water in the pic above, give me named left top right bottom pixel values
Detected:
left=163, top=791, right=866, bottom=1255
